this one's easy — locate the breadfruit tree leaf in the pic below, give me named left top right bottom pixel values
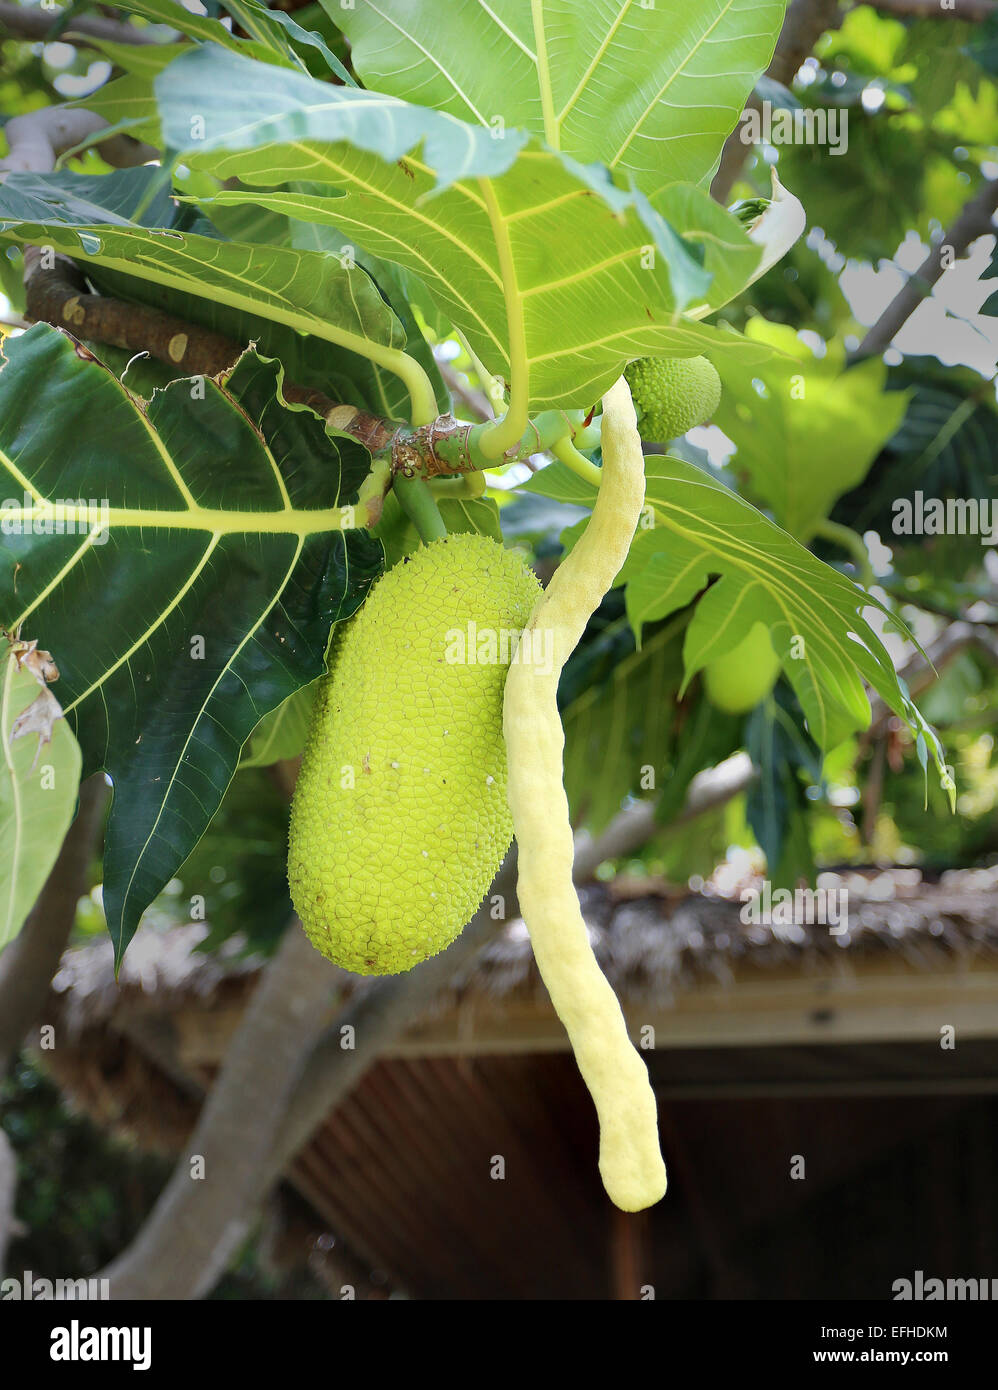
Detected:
left=38, top=162, right=450, bottom=418
left=745, top=691, right=821, bottom=882
left=152, top=45, right=771, bottom=413
left=523, top=456, right=950, bottom=784
left=0, top=179, right=436, bottom=415
left=0, top=325, right=383, bottom=963
left=241, top=683, right=318, bottom=769
left=712, top=321, right=911, bottom=542
left=4, top=162, right=447, bottom=419
left=0, top=651, right=83, bottom=953
left=218, top=0, right=355, bottom=80
left=0, top=167, right=184, bottom=231
left=561, top=616, right=687, bottom=833
left=332, top=0, right=787, bottom=196
left=102, top=0, right=255, bottom=46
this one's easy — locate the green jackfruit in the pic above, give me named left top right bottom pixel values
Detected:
left=703, top=621, right=781, bottom=714
left=288, top=532, right=541, bottom=976
left=623, top=355, right=722, bottom=442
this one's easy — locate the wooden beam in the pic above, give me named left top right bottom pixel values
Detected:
left=388, top=959, right=998, bottom=1057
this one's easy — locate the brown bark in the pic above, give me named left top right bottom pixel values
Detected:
left=100, top=920, right=347, bottom=1299
left=711, top=0, right=845, bottom=205
left=0, top=1129, right=19, bottom=1278
left=0, top=1, right=164, bottom=46
left=20, top=255, right=397, bottom=454
left=25, top=254, right=249, bottom=378
left=0, top=107, right=156, bottom=176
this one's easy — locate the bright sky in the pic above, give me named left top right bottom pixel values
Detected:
left=839, top=232, right=998, bottom=379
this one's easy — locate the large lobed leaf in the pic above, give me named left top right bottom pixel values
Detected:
left=331, top=0, right=788, bottom=197
left=0, top=170, right=440, bottom=416
left=0, top=325, right=383, bottom=961
left=152, top=45, right=770, bottom=414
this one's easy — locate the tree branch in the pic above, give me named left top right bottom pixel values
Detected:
left=0, top=774, right=106, bottom=1073
left=711, top=0, right=844, bottom=205
left=0, top=106, right=157, bottom=175
left=17, top=258, right=584, bottom=480
left=86, top=752, right=751, bottom=1299
left=0, top=1, right=165, bottom=46
left=259, top=854, right=521, bottom=1190
left=0, top=1128, right=20, bottom=1279
left=100, top=920, right=347, bottom=1299
left=853, top=178, right=998, bottom=359
left=572, top=753, right=757, bottom=877
left=20, top=254, right=399, bottom=459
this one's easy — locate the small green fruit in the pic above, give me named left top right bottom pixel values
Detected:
left=703, top=621, right=781, bottom=714
left=623, top=355, right=722, bottom=441
left=288, top=532, right=541, bottom=976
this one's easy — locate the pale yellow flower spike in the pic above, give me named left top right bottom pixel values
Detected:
left=502, top=376, right=667, bottom=1212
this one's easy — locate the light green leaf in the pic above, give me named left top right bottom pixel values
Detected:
left=65, top=71, right=162, bottom=144
left=714, top=320, right=911, bottom=542
left=333, top=0, right=788, bottom=196
left=100, top=0, right=269, bottom=52
left=1, top=651, right=83, bottom=952
left=524, top=455, right=949, bottom=779
left=241, top=682, right=317, bottom=768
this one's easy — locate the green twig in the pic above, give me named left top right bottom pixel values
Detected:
left=812, top=518, right=874, bottom=590
left=552, top=435, right=603, bottom=489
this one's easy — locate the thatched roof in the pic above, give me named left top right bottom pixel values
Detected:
left=30, top=864, right=998, bottom=1300
left=441, top=866, right=998, bottom=1008
left=49, top=922, right=261, bottom=1041
left=48, top=865, right=998, bottom=1040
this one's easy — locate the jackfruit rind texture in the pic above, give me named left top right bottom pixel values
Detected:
left=288, top=532, right=541, bottom=976
left=703, top=620, right=781, bottom=713
left=623, top=355, right=722, bottom=442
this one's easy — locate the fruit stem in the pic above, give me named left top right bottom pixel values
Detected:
left=551, top=434, right=603, bottom=488
left=811, top=519, right=874, bottom=590
left=394, top=475, right=447, bottom=544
